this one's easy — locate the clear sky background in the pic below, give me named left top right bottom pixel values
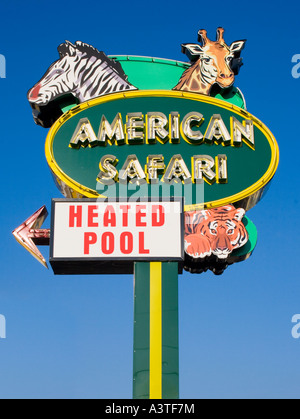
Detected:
left=0, top=0, right=299, bottom=399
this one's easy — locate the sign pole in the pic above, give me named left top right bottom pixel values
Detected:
left=133, top=262, right=179, bottom=399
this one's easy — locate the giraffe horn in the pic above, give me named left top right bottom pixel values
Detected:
left=216, top=27, right=225, bottom=43
left=198, top=29, right=208, bottom=46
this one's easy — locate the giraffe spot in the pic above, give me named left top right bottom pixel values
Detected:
left=191, top=79, right=199, bottom=91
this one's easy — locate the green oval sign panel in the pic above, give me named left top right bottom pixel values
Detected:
left=46, top=90, right=279, bottom=210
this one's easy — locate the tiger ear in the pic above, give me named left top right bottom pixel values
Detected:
left=202, top=209, right=212, bottom=219
left=233, top=208, right=245, bottom=221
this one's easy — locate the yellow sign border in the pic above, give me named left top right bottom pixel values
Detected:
left=45, top=89, right=279, bottom=211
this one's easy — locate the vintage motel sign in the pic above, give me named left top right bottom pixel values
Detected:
left=13, top=27, right=279, bottom=399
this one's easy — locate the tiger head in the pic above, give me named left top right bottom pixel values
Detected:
left=185, top=205, right=248, bottom=260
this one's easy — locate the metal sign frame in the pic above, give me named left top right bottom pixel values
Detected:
left=50, top=197, right=184, bottom=275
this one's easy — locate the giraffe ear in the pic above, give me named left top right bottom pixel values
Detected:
left=181, top=43, right=203, bottom=62
left=229, top=40, right=246, bottom=54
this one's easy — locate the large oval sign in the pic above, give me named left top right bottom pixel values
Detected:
left=45, top=90, right=279, bottom=210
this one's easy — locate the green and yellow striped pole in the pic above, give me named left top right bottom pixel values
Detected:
left=133, top=261, right=179, bottom=399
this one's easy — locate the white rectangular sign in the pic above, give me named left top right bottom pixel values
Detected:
left=50, top=199, right=183, bottom=266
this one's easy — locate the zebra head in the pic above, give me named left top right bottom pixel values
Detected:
left=28, top=41, right=84, bottom=107
left=28, top=41, right=136, bottom=127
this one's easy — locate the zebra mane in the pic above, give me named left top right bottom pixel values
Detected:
left=57, top=40, right=128, bottom=80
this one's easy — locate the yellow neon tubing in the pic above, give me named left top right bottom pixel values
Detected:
left=149, top=262, right=162, bottom=399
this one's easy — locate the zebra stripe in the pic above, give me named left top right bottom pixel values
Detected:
left=74, top=54, right=136, bottom=101
left=28, top=43, right=136, bottom=106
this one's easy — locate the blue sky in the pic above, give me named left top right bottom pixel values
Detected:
left=0, top=0, right=300, bottom=399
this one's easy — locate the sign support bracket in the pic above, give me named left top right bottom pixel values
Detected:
left=133, top=261, right=179, bottom=399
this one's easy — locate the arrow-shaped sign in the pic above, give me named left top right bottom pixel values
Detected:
left=12, top=206, right=50, bottom=269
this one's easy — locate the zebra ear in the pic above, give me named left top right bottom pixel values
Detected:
left=58, top=40, right=76, bottom=57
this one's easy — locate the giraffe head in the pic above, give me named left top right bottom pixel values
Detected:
left=179, top=28, right=246, bottom=93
